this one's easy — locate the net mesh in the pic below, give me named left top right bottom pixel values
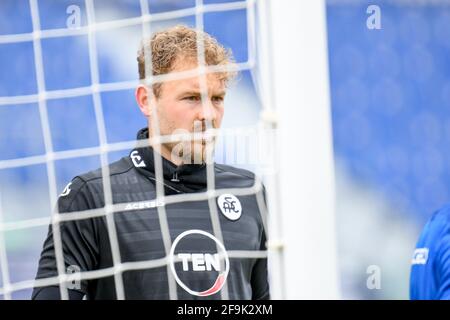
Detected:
left=0, top=0, right=276, bottom=300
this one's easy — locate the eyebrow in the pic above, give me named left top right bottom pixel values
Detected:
left=178, top=90, right=226, bottom=97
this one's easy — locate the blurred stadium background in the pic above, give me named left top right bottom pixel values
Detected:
left=1, top=0, right=450, bottom=299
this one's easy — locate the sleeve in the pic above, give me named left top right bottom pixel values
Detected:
left=31, top=177, right=99, bottom=300
left=251, top=230, right=270, bottom=300
left=436, top=234, right=450, bottom=300
left=251, top=184, right=270, bottom=300
left=32, top=286, right=85, bottom=300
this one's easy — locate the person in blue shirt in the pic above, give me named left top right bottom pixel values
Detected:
left=410, top=204, right=450, bottom=300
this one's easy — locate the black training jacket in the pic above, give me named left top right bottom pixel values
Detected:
left=32, top=128, right=269, bottom=300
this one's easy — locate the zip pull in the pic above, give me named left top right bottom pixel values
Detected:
left=171, top=171, right=180, bottom=182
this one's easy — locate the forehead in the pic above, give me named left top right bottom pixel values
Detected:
left=160, top=59, right=226, bottom=94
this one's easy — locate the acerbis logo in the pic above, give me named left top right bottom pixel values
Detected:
left=124, top=199, right=165, bottom=211
left=169, top=230, right=229, bottom=297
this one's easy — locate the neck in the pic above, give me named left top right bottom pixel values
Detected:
left=150, top=143, right=183, bottom=167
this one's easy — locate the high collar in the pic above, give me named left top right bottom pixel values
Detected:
left=131, top=127, right=208, bottom=192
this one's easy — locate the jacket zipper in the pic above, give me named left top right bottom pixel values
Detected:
left=171, top=171, right=180, bottom=182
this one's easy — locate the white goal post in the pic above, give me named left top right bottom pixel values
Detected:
left=256, top=0, right=340, bottom=299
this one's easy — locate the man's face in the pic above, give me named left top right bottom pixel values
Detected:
left=148, top=59, right=226, bottom=164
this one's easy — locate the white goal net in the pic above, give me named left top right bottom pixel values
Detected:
left=0, top=0, right=338, bottom=300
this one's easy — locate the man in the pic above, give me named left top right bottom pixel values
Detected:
left=410, top=205, right=450, bottom=300
left=32, top=25, right=269, bottom=300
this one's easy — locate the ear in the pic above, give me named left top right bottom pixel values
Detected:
left=135, top=84, right=152, bottom=117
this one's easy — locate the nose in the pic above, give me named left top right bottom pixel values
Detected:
left=198, top=99, right=217, bottom=123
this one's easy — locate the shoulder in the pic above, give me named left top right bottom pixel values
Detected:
left=432, top=204, right=450, bottom=245
left=415, top=204, right=450, bottom=262
left=214, top=163, right=257, bottom=188
left=424, top=204, right=450, bottom=236
left=433, top=204, right=450, bottom=221
left=76, top=157, right=134, bottom=184
left=57, top=157, right=134, bottom=211
left=215, top=163, right=255, bottom=179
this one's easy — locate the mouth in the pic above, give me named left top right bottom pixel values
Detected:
left=192, top=130, right=215, bottom=143
left=193, top=139, right=208, bottom=147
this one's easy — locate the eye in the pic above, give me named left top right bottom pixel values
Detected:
left=212, top=96, right=224, bottom=103
left=183, top=96, right=200, bottom=102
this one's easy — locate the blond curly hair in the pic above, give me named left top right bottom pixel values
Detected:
left=137, top=25, right=236, bottom=97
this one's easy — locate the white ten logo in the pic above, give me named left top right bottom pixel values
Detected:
left=169, top=230, right=229, bottom=297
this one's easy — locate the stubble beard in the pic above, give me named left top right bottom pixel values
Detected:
left=168, top=121, right=217, bottom=165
